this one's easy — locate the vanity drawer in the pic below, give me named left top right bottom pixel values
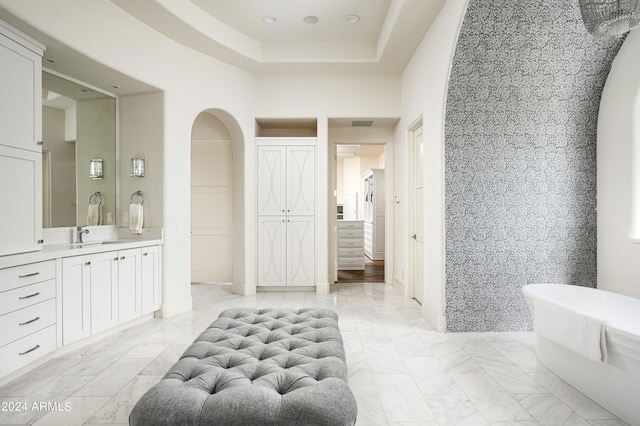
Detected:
left=0, top=260, right=56, bottom=292
left=0, top=298, right=56, bottom=347
left=0, top=279, right=55, bottom=316
left=0, top=325, right=56, bottom=380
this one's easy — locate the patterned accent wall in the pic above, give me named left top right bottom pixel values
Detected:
left=444, top=0, right=623, bottom=332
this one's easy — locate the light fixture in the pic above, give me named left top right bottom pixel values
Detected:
left=263, top=16, right=277, bottom=24
left=130, top=156, right=145, bottom=178
left=89, top=159, right=103, bottom=179
left=343, top=14, right=360, bottom=24
left=303, top=15, right=319, bottom=24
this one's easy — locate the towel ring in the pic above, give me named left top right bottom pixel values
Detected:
left=130, top=190, right=144, bottom=205
left=89, top=191, right=102, bottom=206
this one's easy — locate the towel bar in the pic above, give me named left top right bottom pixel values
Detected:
left=130, top=190, right=144, bottom=205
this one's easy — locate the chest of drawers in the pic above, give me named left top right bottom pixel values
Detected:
left=337, top=221, right=365, bottom=270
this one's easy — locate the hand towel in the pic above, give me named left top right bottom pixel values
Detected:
left=129, top=203, right=144, bottom=234
left=87, top=203, right=102, bottom=226
left=534, top=297, right=608, bottom=362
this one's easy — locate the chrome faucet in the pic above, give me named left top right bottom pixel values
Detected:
left=76, top=226, right=90, bottom=244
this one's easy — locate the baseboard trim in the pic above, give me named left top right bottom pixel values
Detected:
left=157, top=297, right=193, bottom=318
left=316, top=281, right=330, bottom=294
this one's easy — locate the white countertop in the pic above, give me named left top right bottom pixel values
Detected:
left=0, top=227, right=163, bottom=269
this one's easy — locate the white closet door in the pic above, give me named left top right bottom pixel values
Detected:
left=287, top=217, right=315, bottom=286
left=257, top=146, right=286, bottom=215
left=287, top=146, right=315, bottom=216
left=257, top=216, right=286, bottom=286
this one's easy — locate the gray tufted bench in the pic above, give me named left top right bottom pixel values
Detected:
left=129, top=308, right=357, bottom=426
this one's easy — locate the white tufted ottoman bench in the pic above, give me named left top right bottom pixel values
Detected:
left=129, top=308, right=357, bottom=426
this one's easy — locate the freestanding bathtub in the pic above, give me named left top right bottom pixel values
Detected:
left=522, top=283, right=640, bottom=425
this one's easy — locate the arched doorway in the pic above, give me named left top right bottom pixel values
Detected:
left=190, top=110, right=244, bottom=288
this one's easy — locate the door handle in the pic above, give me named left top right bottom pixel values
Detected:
left=412, top=234, right=417, bottom=240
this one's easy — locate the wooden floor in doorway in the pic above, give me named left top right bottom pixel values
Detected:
left=337, top=259, right=384, bottom=283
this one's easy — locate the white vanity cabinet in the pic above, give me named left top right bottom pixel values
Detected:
left=141, top=245, right=161, bottom=315
left=0, top=260, right=57, bottom=380
left=117, top=248, right=142, bottom=324
left=0, top=239, right=162, bottom=383
left=62, top=245, right=159, bottom=345
left=0, top=21, right=44, bottom=257
left=90, top=252, right=120, bottom=334
left=257, top=139, right=316, bottom=287
left=61, top=255, right=91, bottom=344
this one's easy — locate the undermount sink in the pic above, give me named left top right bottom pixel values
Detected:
left=68, top=240, right=120, bottom=247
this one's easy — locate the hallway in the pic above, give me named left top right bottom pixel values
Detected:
left=338, top=259, right=385, bottom=283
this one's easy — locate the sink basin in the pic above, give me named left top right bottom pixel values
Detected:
left=69, top=241, right=105, bottom=246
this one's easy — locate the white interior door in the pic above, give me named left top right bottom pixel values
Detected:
left=413, top=122, right=424, bottom=303
left=191, top=140, right=233, bottom=283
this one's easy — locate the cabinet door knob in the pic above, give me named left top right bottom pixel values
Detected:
left=121, top=256, right=125, bottom=260
left=143, top=253, right=148, bottom=256
left=85, top=262, right=91, bottom=266
left=114, top=257, right=119, bottom=261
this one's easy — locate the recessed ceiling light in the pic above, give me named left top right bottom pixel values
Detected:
left=344, top=14, right=360, bottom=24
left=303, top=15, right=319, bottom=24
left=263, top=16, right=277, bottom=24
left=43, top=57, right=57, bottom=64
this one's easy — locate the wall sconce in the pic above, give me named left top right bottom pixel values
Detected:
left=130, top=156, right=145, bottom=178
left=89, top=159, right=103, bottom=179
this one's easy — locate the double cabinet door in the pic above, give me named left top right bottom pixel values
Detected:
left=257, top=143, right=315, bottom=286
left=62, top=246, right=160, bottom=345
left=0, top=23, right=43, bottom=256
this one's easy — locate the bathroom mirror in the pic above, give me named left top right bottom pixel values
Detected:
left=42, top=71, right=117, bottom=227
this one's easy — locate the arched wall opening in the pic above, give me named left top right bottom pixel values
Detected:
left=190, top=109, right=245, bottom=291
left=597, top=29, right=640, bottom=299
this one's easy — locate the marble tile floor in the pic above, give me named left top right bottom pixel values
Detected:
left=0, top=283, right=628, bottom=426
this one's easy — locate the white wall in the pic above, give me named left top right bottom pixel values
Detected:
left=597, top=28, right=640, bottom=299
left=0, top=0, right=257, bottom=317
left=395, top=0, right=470, bottom=331
left=119, top=92, right=164, bottom=229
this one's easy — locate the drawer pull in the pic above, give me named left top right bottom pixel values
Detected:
left=19, top=345, right=40, bottom=356
left=18, top=292, right=41, bottom=300
left=19, top=316, right=40, bottom=326
left=18, top=272, right=40, bottom=279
